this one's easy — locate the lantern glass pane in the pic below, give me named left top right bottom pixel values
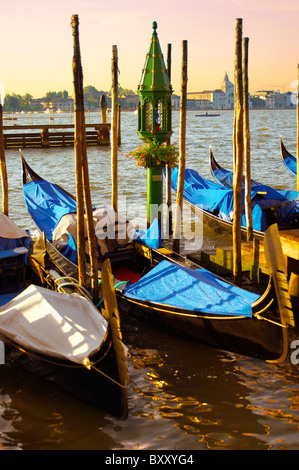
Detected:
left=155, top=100, right=163, bottom=131
left=145, top=101, right=152, bottom=131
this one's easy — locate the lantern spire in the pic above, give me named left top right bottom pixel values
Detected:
left=137, top=21, right=173, bottom=143
left=138, top=22, right=172, bottom=93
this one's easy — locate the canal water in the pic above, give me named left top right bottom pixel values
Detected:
left=1, top=109, right=299, bottom=451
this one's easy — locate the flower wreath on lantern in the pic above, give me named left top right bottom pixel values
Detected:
left=126, top=137, right=179, bottom=169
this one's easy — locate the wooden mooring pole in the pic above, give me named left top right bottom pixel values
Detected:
left=173, top=40, right=187, bottom=253
left=100, top=95, right=108, bottom=124
left=166, top=43, right=173, bottom=237
left=0, top=103, right=8, bottom=215
left=111, top=45, right=118, bottom=212
left=243, top=36, right=253, bottom=241
left=233, top=18, right=244, bottom=285
left=71, top=14, right=98, bottom=304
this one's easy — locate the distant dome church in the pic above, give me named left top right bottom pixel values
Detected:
left=221, top=72, right=233, bottom=93
left=220, top=72, right=234, bottom=108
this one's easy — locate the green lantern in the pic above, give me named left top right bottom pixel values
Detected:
left=137, top=21, right=173, bottom=144
left=136, top=21, right=174, bottom=230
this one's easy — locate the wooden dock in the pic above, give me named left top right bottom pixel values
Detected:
left=3, top=123, right=111, bottom=148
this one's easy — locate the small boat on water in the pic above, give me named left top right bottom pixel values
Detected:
left=0, top=212, right=128, bottom=419
left=280, top=136, right=297, bottom=177
left=195, top=113, right=221, bottom=117
left=19, top=151, right=295, bottom=362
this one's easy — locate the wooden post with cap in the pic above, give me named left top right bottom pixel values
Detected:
left=173, top=40, right=187, bottom=253
left=71, top=14, right=98, bottom=303
left=111, top=45, right=118, bottom=213
left=233, top=18, right=244, bottom=285
left=243, top=36, right=253, bottom=242
left=166, top=43, right=173, bottom=237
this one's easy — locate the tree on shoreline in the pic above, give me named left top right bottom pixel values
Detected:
left=5, top=93, right=33, bottom=111
left=3, top=86, right=137, bottom=111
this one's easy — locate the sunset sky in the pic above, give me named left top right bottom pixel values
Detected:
left=1, top=0, right=298, bottom=99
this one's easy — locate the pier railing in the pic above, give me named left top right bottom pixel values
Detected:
left=3, top=123, right=111, bottom=148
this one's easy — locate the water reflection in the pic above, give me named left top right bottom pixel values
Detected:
left=103, top=314, right=294, bottom=450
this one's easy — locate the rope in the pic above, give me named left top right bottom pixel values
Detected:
left=96, top=280, right=128, bottom=308
left=253, top=313, right=288, bottom=328
left=54, top=276, right=92, bottom=299
left=90, top=363, right=127, bottom=389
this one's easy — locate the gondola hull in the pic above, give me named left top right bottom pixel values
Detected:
left=20, top=152, right=294, bottom=362
left=118, top=294, right=284, bottom=361
left=3, top=323, right=127, bottom=418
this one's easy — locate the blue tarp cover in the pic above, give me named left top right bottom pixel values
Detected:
left=212, top=166, right=258, bottom=189
left=212, top=165, right=298, bottom=202
left=168, top=167, right=298, bottom=232
left=135, top=218, right=162, bottom=249
left=23, top=180, right=77, bottom=241
left=123, top=259, right=258, bottom=316
left=23, top=179, right=161, bottom=255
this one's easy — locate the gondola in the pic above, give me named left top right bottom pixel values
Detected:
left=209, top=147, right=299, bottom=224
left=20, top=151, right=295, bottom=362
left=0, top=212, right=128, bottom=419
left=209, top=146, right=260, bottom=188
left=167, top=163, right=299, bottom=244
left=209, top=146, right=299, bottom=236
left=280, top=136, right=297, bottom=177
left=209, top=146, right=299, bottom=206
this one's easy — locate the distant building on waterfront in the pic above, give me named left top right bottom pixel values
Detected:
left=49, top=98, right=74, bottom=111
left=186, top=72, right=296, bottom=110
left=11, top=77, right=296, bottom=113
left=187, top=72, right=234, bottom=110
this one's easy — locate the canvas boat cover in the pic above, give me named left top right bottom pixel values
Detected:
left=123, top=259, right=259, bottom=317
left=23, top=179, right=161, bottom=264
left=212, top=164, right=298, bottom=202
left=168, top=167, right=298, bottom=232
left=0, top=284, right=108, bottom=366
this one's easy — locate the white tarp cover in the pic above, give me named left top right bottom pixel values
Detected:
left=0, top=285, right=108, bottom=366
left=0, top=213, right=29, bottom=239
